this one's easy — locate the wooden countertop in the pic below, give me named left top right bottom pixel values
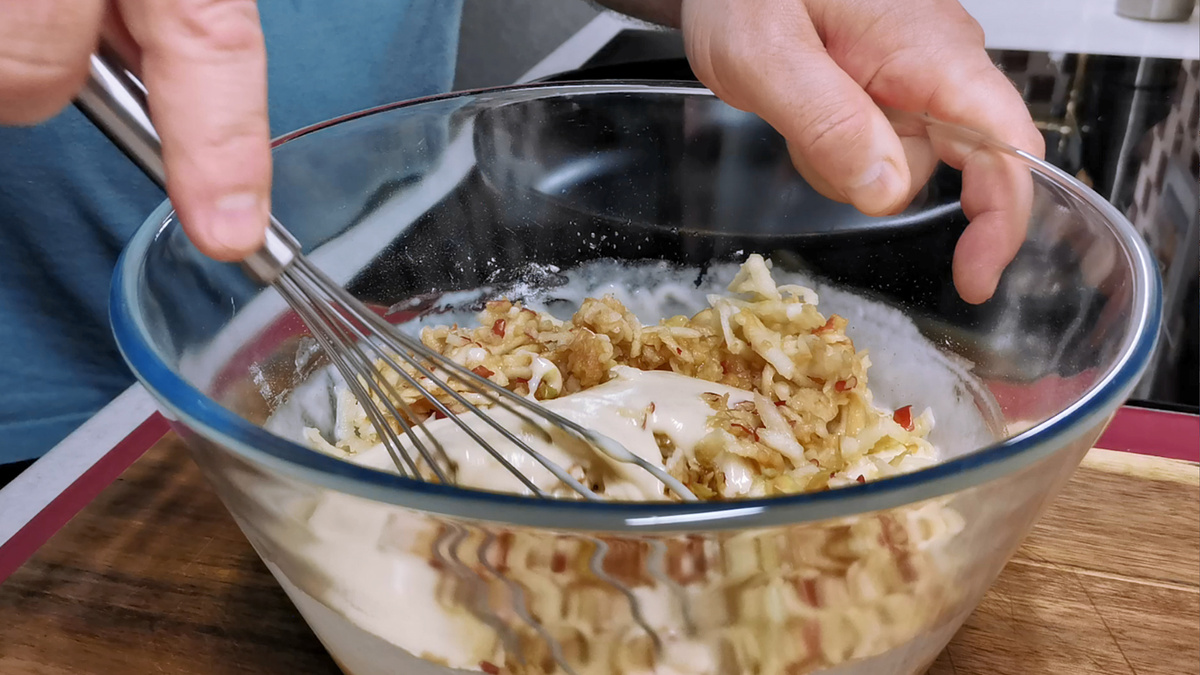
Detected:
left=0, top=434, right=1196, bottom=674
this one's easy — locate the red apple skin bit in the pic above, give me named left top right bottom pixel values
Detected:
left=643, top=402, right=656, bottom=430
left=731, top=423, right=760, bottom=441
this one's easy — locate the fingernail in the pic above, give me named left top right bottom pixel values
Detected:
left=954, top=254, right=1003, bottom=305
left=961, top=274, right=999, bottom=305
left=211, top=192, right=266, bottom=254
left=846, top=160, right=904, bottom=215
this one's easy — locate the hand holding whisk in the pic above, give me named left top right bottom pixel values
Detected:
left=77, top=44, right=698, bottom=502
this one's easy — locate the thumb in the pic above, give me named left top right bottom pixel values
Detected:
left=683, top=1, right=910, bottom=216
left=118, top=0, right=271, bottom=262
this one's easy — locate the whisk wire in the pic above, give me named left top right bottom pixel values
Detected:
left=291, top=273, right=441, bottom=463
left=287, top=274, right=455, bottom=483
left=301, top=261, right=699, bottom=500
left=587, top=538, right=664, bottom=653
left=330, top=285, right=698, bottom=501
left=293, top=260, right=610, bottom=500
left=290, top=263, right=551, bottom=496
left=278, top=276, right=425, bottom=478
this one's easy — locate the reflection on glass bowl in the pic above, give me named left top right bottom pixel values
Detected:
left=111, top=84, right=1160, bottom=674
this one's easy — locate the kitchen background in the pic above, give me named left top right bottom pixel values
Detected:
left=452, top=0, right=1199, bottom=411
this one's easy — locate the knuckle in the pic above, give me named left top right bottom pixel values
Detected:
left=0, top=51, right=85, bottom=123
left=1018, top=122, right=1047, bottom=157
left=157, top=0, right=263, bottom=57
left=930, top=57, right=1007, bottom=110
left=958, top=13, right=987, bottom=46
left=186, top=130, right=271, bottom=191
left=940, top=58, right=993, bottom=98
left=697, top=29, right=767, bottom=110
left=800, top=104, right=872, bottom=155
left=927, top=0, right=986, bottom=45
left=720, top=30, right=764, bottom=77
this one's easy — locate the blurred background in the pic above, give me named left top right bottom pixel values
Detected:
left=454, top=0, right=601, bottom=90
left=452, top=0, right=1198, bottom=412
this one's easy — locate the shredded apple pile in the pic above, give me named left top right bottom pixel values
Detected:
left=290, top=256, right=963, bottom=675
left=337, top=254, right=936, bottom=498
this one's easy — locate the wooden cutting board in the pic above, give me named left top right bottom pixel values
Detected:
left=0, top=433, right=1196, bottom=675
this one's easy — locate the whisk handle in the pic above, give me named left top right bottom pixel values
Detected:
left=75, top=44, right=299, bottom=285
left=76, top=46, right=166, bottom=190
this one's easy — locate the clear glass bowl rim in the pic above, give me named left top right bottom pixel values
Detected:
left=109, top=82, right=1162, bottom=533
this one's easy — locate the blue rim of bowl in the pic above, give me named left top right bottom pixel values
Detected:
left=110, top=83, right=1163, bottom=533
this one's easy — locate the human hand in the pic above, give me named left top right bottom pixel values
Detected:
left=680, top=0, right=1044, bottom=303
left=0, top=0, right=271, bottom=261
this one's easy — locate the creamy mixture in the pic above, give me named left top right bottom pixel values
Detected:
left=309, top=367, right=758, bottom=500
left=258, top=256, right=993, bottom=675
left=298, top=255, right=942, bottom=501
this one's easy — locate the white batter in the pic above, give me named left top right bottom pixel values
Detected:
left=254, top=259, right=996, bottom=675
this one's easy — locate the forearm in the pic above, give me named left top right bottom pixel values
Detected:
left=591, top=0, right=682, bottom=28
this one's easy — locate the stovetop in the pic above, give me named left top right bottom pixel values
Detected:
left=568, top=30, right=1199, bottom=411
left=350, top=29, right=1197, bottom=410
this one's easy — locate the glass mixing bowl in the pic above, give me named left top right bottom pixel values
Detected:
left=111, top=84, right=1160, bottom=675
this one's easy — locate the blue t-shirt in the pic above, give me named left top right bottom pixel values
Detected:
left=0, top=0, right=464, bottom=463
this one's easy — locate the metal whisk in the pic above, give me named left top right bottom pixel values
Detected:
left=78, top=47, right=697, bottom=502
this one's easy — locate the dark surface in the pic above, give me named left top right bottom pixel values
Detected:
left=541, top=35, right=1199, bottom=408
left=0, top=459, right=33, bottom=490
left=1180, top=278, right=1198, bottom=405
left=342, top=82, right=1121, bottom=396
